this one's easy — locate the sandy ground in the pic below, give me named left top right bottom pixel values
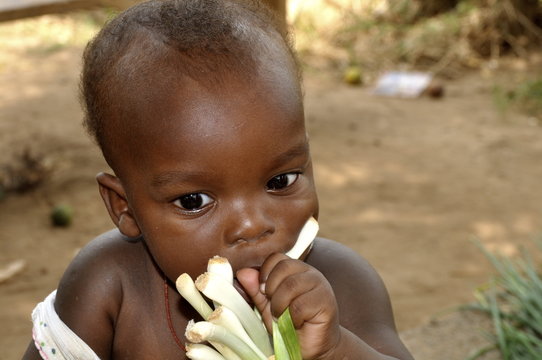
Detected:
left=1, top=13, right=542, bottom=360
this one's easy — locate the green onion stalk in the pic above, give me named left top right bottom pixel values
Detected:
left=176, top=217, right=319, bottom=360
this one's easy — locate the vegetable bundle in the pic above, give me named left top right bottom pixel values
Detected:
left=176, top=217, right=319, bottom=360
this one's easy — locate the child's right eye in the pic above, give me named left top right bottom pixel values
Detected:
left=173, top=193, right=214, bottom=212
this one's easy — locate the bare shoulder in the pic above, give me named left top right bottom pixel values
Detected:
left=53, top=230, right=150, bottom=359
left=305, top=237, right=388, bottom=304
left=57, top=229, right=149, bottom=295
left=306, top=237, right=412, bottom=357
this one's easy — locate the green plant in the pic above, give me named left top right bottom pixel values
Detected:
left=51, top=204, right=73, bottom=227
left=467, top=242, right=542, bottom=359
left=491, top=85, right=515, bottom=116
left=515, top=78, right=542, bottom=121
left=492, top=77, right=542, bottom=123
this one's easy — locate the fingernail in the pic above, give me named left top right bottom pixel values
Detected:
left=259, top=282, right=266, bottom=294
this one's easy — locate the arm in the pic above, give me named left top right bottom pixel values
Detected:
left=309, top=238, right=413, bottom=359
left=22, top=231, right=124, bottom=360
left=55, top=235, right=121, bottom=359
left=237, top=238, right=413, bottom=360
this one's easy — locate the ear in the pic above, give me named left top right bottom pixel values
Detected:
left=96, top=172, right=141, bottom=239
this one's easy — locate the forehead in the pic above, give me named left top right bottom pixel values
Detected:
left=111, top=62, right=305, bottom=181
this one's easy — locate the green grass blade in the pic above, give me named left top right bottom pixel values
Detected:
left=487, top=286, right=509, bottom=359
left=472, top=239, right=542, bottom=360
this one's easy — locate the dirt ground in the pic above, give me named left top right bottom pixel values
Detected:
left=1, top=13, right=542, bottom=360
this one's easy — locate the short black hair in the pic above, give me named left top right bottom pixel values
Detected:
left=80, top=0, right=300, bottom=166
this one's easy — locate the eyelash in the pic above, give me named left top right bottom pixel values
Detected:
left=173, top=193, right=214, bottom=213
left=173, top=172, right=301, bottom=213
left=266, top=172, right=300, bottom=192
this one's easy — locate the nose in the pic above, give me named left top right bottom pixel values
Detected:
left=224, top=196, right=275, bottom=245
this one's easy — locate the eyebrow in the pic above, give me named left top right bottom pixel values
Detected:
left=269, top=141, right=310, bottom=169
left=151, top=170, right=208, bottom=188
left=150, top=141, right=310, bottom=188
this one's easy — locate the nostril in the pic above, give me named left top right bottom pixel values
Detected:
left=229, top=229, right=273, bottom=247
left=225, top=200, right=275, bottom=245
left=230, top=238, right=248, bottom=247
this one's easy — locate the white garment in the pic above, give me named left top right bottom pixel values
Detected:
left=31, top=290, right=101, bottom=360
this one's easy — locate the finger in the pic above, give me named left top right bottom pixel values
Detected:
left=236, top=268, right=273, bottom=331
left=258, top=252, right=290, bottom=284
left=259, top=254, right=309, bottom=295
left=263, top=257, right=311, bottom=297
left=287, top=288, right=336, bottom=329
left=236, top=268, right=261, bottom=298
left=268, top=270, right=322, bottom=319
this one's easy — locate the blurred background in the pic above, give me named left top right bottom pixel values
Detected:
left=1, top=0, right=541, bottom=359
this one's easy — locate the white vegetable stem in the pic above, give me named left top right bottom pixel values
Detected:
left=186, top=343, right=227, bottom=360
left=209, top=306, right=268, bottom=360
left=196, top=272, right=274, bottom=357
left=176, top=274, right=242, bottom=360
left=285, top=217, right=319, bottom=260
left=186, top=321, right=264, bottom=360
left=211, top=342, right=243, bottom=360
left=175, top=273, right=213, bottom=320
left=207, top=256, right=234, bottom=308
left=208, top=256, right=234, bottom=284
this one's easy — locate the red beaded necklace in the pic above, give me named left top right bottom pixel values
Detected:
left=163, top=275, right=186, bottom=352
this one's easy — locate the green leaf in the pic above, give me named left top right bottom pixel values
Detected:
left=277, top=308, right=302, bottom=360
left=273, top=320, right=291, bottom=360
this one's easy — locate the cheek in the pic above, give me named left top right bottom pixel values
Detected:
left=145, top=230, right=216, bottom=281
left=284, top=193, right=319, bottom=234
left=294, top=169, right=319, bottom=218
left=136, top=211, right=220, bottom=280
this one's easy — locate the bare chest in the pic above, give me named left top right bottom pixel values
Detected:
left=111, top=276, right=198, bottom=359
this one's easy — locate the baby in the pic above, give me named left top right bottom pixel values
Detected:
left=23, top=0, right=413, bottom=359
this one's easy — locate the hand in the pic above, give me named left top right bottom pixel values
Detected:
left=237, top=253, right=341, bottom=359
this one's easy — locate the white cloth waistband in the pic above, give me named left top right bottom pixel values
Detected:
left=32, top=290, right=101, bottom=360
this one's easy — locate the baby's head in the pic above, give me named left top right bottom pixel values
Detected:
left=81, top=0, right=319, bottom=279
left=82, top=0, right=299, bottom=166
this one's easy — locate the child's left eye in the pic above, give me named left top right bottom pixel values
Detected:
left=174, top=193, right=214, bottom=211
left=266, top=173, right=299, bottom=191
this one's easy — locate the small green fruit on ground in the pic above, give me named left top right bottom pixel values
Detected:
left=51, top=204, right=73, bottom=227
left=343, top=66, right=363, bottom=85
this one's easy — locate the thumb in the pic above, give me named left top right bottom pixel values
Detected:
left=236, top=268, right=273, bottom=332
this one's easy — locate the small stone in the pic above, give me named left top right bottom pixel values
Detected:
left=426, top=84, right=445, bottom=98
